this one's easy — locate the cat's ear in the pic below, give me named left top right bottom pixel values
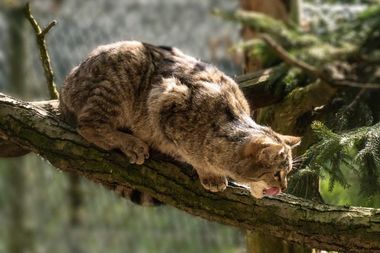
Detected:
left=279, top=134, right=301, bottom=148
left=243, top=136, right=269, bottom=157
left=243, top=136, right=281, bottom=159
left=258, top=144, right=284, bottom=161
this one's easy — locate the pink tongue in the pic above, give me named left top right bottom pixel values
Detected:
left=264, top=187, right=280, bottom=196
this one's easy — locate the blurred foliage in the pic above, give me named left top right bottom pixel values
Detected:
left=303, top=4, right=380, bottom=203
left=217, top=1, right=380, bottom=207
left=305, top=0, right=379, bottom=4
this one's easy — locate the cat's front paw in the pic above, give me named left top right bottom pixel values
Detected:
left=200, top=176, right=228, bottom=192
left=120, top=137, right=149, bottom=165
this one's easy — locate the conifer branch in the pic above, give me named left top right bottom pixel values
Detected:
left=260, top=34, right=380, bottom=89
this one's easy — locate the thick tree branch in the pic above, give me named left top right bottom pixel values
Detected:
left=0, top=93, right=380, bottom=252
left=256, top=80, right=337, bottom=134
left=235, top=65, right=289, bottom=109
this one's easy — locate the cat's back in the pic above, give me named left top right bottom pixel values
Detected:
left=63, top=40, right=150, bottom=88
left=60, top=41, right=154, bottom=123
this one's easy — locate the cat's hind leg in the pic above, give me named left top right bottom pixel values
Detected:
left=78, top=123, right=149, bottom=165
left=76, top=85, right=149, bottom=165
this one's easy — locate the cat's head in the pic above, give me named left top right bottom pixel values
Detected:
left=233, top=132, right=300, bottom=199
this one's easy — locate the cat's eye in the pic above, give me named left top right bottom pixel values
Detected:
left=274, top=171, right=281, bottom=180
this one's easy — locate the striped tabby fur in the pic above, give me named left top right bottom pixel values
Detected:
left=59, top=41, right=300, bottom=203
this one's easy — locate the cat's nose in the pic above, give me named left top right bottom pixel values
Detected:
left=281, top=185, right=287, bottom=192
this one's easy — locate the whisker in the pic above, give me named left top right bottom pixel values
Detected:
left=292, top=159, right=305, bottom=164
left=291, top=164, right=302, bottom=170
left=292, top=164, right=306, bottom=170
left=293, top=154, right=308, bottom=160
left=292, top=160, right=305, bottom=165
left=291, top=160, right=307, bottom=169
left=292, top=156, right=307, bottom=162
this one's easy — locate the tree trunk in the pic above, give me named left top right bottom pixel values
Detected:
left=0, top=94, right=379, bottom=253
left=246, top=231, right=315, bottom=253
left=67, top=174, right=83, bottom=253
left=239, top=0, right=289, bottom=72
left=238, top=1, right=318, bottom=252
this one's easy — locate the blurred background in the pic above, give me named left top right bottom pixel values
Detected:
left=0, top=0, right=378, bottom=253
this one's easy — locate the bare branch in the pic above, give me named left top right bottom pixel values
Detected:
left=24, top=2, right=58, bottom=99
left=24, top=3, right=41, bottom=35
left=260, top=34, right=324, bottom=79
left=40, top=20, right=57, bottom=37
left=260, top=34, right=380, bottom=89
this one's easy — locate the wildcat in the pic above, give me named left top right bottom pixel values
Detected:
left=59, top=41, right=300, bottom=199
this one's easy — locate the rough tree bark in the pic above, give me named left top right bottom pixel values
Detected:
left=0, top=93, right=380, bottom=253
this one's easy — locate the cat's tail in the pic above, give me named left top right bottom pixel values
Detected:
left=112, top=185, right=163, bottom=206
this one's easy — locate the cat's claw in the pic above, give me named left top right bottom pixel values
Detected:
left=200, top=176, right=227, bottom=192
